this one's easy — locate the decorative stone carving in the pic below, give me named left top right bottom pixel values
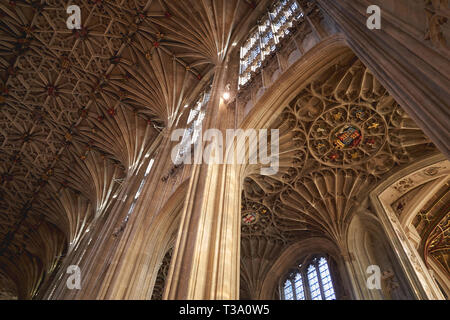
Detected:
left=424, top=166, right=445, bottom=176
left=424, top=0, right=450, bottom=54
left=240, top=54, right=438, bottom=299
left=0, top=0, right=253, bottom=299
left=393, top=178, right=415, bottom=194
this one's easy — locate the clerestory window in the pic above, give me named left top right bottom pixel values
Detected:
left=174, top=90, right=211, bottom=165
left=239, top=0, right=304, bottom=89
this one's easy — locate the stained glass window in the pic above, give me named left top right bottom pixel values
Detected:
left=281, top=256, right=337, bottom=300
left=319, top=257, right=336, bottom=300
left=284, top=279, right=294, bottom=300
left=307, top=264, right=322, bottom=300
left=294, top=272, right=305, bottom=300
left=239, top=0, right=304, bottom=89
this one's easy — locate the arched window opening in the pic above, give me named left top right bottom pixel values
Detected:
left=151, top=247, right=173, bottom=300
left=174, top=89, right=211, bottom=165
left=281, top=256, right=337, bottom=300
left=239, top=0, right=304, bottom=89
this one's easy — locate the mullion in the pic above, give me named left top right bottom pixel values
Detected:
left=289, top=278, right=297, bottom=300
left=303, top=269, right=311, bottom=300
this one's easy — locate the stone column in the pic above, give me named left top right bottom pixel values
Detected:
left=96, top=130, right=177, bottom=300
left=316, top=0, right=450, bottom=158
left=164, top=64, right=242, bottom=300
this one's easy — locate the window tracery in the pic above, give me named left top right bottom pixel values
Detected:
left=239, top=0, right=303, bottom=89
left=281, top=256, right=336, bottom=300
left=174, top=90, right=211, bottom=165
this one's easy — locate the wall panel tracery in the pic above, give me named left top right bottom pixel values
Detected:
left=240, top=53, right=439, bottom=300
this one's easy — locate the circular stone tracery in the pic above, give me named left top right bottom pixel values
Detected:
left=308, top=104, right=387, bottom=167
left=241, top=202, right=271, bottom=234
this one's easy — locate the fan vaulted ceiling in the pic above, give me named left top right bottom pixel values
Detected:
left=0, top=0, right=261, bottom=298
left=239, top=54, right=440, bottom=299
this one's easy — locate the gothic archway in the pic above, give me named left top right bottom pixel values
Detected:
left=369, top=155, right=449, bottom=300
left=145, top=180, right=188, bottom=300
left=238, top=47, right=441, bottom=300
